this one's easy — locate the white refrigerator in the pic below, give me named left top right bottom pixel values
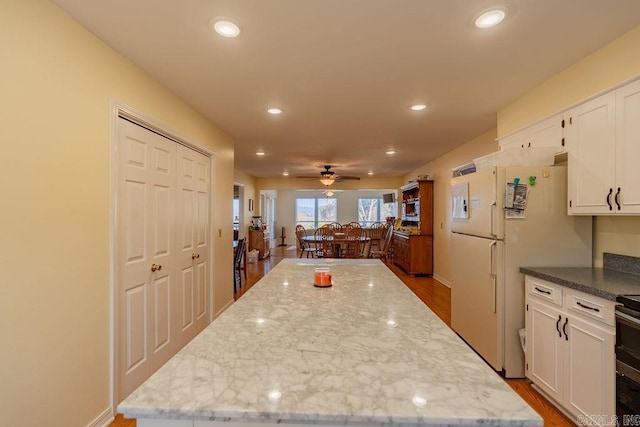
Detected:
left=450, top=165, right=592, bottom=378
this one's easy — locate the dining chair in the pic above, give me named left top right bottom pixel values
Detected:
left=295, top=224, right=316, bottom=258
left=370, top=226, right=394, bottom=263
left=314, top=227, right=337, bottom=258
left=233, top=238, right=246, bottom=293
left=368, top=222, right=387, bottom=251
left=342, top=226, right=365, bottom=258
left=323, top=222, right=343, bottom=231
left=345, top=221, right=362, bottom=228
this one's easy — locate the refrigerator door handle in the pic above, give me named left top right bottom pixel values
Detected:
left=490, top=240, right=497, bottom=313
left=490, top=201, right=497, bottom=237
left=491, top=274, right=497, bottom=314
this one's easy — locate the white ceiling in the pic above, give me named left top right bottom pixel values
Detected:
left=51, top=0, right=640, bottom=179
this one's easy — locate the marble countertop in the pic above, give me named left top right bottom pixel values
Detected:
left=520, top=267, right=640, bottom=300
left=119, top=259, right=541, bottom=426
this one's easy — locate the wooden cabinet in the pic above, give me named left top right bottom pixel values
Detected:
left=392, top=233, right=433, bottom=276
left=499, top=113, right=565, bottom=153
left=567, top=78, right=640, bottom=215
left=249, top=230, right=270, bottom=259
left=400, top=179, right=433, bottom=233
left=394, top=179, right=433, bottom=275
left=525, top=276, right=615, bottom=424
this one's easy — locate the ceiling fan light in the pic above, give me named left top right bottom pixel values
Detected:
left=325, top=190, right=334, bottom=197
left=319, top=177, right=335, bottom=186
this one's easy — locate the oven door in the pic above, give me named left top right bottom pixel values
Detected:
left=615, top=306, right=640, bottom=418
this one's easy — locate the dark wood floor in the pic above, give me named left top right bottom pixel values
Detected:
left=113, top=246, right=575, bottom=427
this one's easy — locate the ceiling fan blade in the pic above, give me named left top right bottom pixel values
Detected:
left=336, top=175, right=360, bottom=180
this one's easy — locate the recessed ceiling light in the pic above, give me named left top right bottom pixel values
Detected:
left=266, top=107, right=283, bottom=115
left=410, top=104, right=427, bottom=111
left=256, top=150, right=265, bottom=156
left=282, top=171, right=289, bottom=176
left=368, top=171, right=374, bottom=175
left=211, top=18, right=240, bottom=37
left=386, top=149, right=396, bottom=155
left=475, top=7, right=507, bottom=28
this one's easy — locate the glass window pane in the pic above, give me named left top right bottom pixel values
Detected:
left=381, top=202, right=397, bottom=220
left=358, top=198, right=379, bottom=226
left=318, top=198, right=337, bottom=226
left=296, top=198, right=316, bottom=228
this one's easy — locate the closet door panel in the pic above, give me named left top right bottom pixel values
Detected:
left=117, top=119, right=176, bottom=401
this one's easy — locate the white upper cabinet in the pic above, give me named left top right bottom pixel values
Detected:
left=615, top=79, right=640, bottom=213
left=566, top=78, right=640, bottom=215
left=499, top=114, right=565, bottom=153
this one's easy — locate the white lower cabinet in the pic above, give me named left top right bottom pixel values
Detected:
left=525, top=276, right=615, bottom=425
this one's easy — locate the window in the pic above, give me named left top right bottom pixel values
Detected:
left=295, top=197, right=337, bottom=228
left=358, top=198, right=397, bottom=226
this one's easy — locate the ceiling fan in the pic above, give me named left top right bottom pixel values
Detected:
left=296, top=165, right=361, bottom=186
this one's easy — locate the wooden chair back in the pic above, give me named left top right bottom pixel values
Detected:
left=342, top=227, right=365, bottom=258
left=314, top=227, right=337, bottom=258
left=233, top=238, right=246, bottom=292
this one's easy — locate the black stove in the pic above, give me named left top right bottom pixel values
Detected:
left=615, top=294, right=640, bottom=420
left=617, top=294, right=640, bottom=310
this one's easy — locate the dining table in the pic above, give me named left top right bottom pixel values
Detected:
left=119, top=259, right=542, bottom=427
left=301, top=233, right=372, bottom=257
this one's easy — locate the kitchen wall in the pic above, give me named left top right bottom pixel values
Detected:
left=403, top=130, right=498, bottom=285
left=0, top=1, right=234, bottom=426
left=497, top=24, right=640, bottom=267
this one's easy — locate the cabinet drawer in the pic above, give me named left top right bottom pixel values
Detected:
left=565, top=289, right=615, bottom=328
left=526, top=276, right=562, bottom=306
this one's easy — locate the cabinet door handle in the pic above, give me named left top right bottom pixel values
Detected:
left=562, top=317, right=569, bottom=341
left=607, top=188, right=613, bottom=210
left=556, top=315, right=562, bottom=338
left=576, top=301, right=600, bottom=312
left=615, top=187, right=621, bottom=210
left=534, top=287, right=551, bottom=295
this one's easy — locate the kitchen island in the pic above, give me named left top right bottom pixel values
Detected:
left=119, top=259, right=542, bottom=427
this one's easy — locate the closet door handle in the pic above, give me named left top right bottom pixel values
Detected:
left=151, top=263, right=162, bottom=272
left=607, top=188, right=613, bottom=211
left=562, top=317, right=569, bottom=341
left=615, top=187, right=621, bottom=210
left=556, top=315, right=562, bottom=338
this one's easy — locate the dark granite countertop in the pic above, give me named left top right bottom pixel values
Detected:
left=519, top=267, right=640, bottom=301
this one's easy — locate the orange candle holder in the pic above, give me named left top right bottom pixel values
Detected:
left=314, top=268, right=332, bottom=287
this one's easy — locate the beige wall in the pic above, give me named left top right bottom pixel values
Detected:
left=403, top=130, right=498, bottom=285
left=498, top=24, right=640, bottom=266
left=0, top=1, right=234, bottom=426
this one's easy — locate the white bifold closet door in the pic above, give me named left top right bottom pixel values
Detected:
left=176, top=144, right=210, bottom=348
left=116, top=118, right=210, bottom=402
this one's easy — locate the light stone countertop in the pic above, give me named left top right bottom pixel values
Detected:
left=119, top=259, right=542, bottom=426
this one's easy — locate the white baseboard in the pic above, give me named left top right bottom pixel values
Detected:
left=87, top=407, right=113, bottom=427
left=433, top=274, right=451, bottom=288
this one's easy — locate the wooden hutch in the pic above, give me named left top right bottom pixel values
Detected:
left=392, top=179, right=433, bottom=275
left=249, top=229, right=270, bottom=260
